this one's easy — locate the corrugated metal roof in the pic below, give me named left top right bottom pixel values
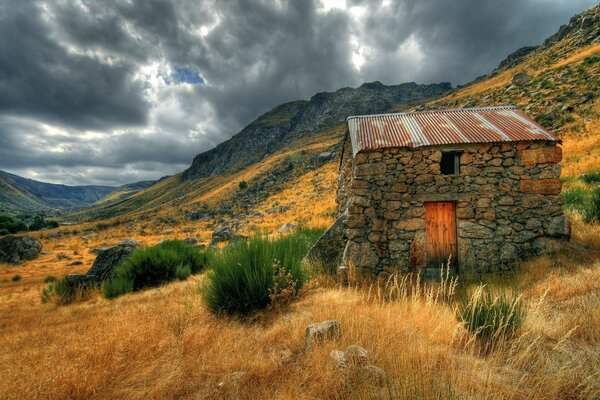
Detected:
left=346, top=106, right=557, bottom=156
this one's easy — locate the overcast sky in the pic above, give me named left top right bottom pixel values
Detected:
left=0, top=0, right=595, bottom=186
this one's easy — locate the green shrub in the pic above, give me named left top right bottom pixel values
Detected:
left=103, top=277, right=134, bottom=299
left=40, top=278, right=70, bottom=304
left=239, top=181, right=248, bottom=189
left=43, top=275, right=57, bottom=283
left=455, top=285, right=525, bottom=340
left=104, top=240, right=207, bottom=298
left=176, top=264, right=192, bottom=280
left=562, top=187, right=586, bottom=208
left=202, top=227, right=323, bottom=315
left=581, top=171, right=600, bottom=185
left=582, top=187, right=600, bottom=223
left=0, top=214, right=28, bottom=234
left=11, top=275, right=21, bottom=282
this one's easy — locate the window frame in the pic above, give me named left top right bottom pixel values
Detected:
left=440, top=150, right=462, bottom=176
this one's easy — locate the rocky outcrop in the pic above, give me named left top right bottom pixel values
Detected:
left=511, top=72, right=533, bottom=86
left=496, top=46, right=539, bottom=70
left=210, top=226, right=236, bottom=247
left=0, top=236, right=42, bottom=264
left=182, top=81, right=451, bottom=180
left=305, top=216, right=346, bottom=274
left=85, top=240, right=140, bottom=283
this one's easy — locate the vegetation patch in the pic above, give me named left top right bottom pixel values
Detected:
left=103, top=240, right=208, bottom=298
left=455, top=285, right=525, bottom=340
left=0, top=214, right=28, bottom=234
left=562, top=172, right=600, bottom=223
left=201, top=227, right=323, bottom=315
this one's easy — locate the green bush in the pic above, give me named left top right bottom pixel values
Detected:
left=562, top=187, right=586, bottom=208
left=176, top=264, right=192, bottom=280
left=202, top=228, right=323, bottom=315
left=103, top=240, right=207, bottom=298
left=582, top=187, right=600, bottom=223
left=43, top=275, right=57, bottom=283
left=11, top=275, right=21, bottom=282
left=0, top=214, right=28, bottom=234
left=239, top=181, right=248, bottom=189
left=581, top=171, right=600, bottom=185
left=103, top=277, right=134, bottom=299
left=40, top=278, right=70, bottom=304
left=455, top=286, right=525, bottom=340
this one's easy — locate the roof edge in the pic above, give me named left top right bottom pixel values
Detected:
left=346, top=105, right=517, bottom=121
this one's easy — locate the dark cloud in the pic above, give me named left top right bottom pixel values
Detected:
left=0, top=0, right=595, bottom=185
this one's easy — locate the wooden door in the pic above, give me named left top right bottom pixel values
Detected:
left=425, top=202, right=458, bottom=273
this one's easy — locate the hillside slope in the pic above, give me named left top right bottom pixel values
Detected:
left=73, top=5, right=598, bottom=227
left=0, top=170, right=156, bottom=215
left=77, top=82, right=451, bottom=220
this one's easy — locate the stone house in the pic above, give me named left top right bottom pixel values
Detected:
left=335, top=106, right=570, bottom=278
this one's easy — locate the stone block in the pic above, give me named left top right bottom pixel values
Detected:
left=520, top=146, right=562, bottom=166
left=394, top=218, right=425, bottom=231
left=355, top=162, right=386, bottom=176
left=520, top=179, right=562, bottom=195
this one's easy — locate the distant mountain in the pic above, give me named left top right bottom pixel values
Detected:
left=182, top=81, right=452, bottom=179
left=0, top=170, right=156, bottom=215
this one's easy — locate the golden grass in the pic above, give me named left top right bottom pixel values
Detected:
left=1, top=218, right=600, bottom=399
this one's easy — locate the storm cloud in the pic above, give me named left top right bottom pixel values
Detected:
left=0, top=0, right=595, bottom=185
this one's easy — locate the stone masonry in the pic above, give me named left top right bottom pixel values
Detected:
left=336, top=137, right=570, bottom=277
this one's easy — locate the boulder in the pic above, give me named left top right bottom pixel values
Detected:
left=210, top=226, right=235, bottom=247
left=119, top=238, right=141, bottom=248
left=184, top=237, right=199, bottom=245
left=91, top=247, right=110, bottom=255
left=305, top=320, right=342, bottom=350
left=305, top=216, right=346, bottom=274
left=511, top=72, right=532, bottom=86
left=0, top=236, right=42, bottom=264
left=85, top=242, right=139, bottom=284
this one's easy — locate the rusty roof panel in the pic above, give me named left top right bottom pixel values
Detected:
left=346, top=106, right=557, bottom=155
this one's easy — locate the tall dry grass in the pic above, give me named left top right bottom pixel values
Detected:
left=0, top=217, right=599, bottom=399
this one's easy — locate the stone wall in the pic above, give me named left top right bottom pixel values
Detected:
left=337, top=137, right=570, bottom=276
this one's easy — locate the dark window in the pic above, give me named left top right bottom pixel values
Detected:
left=440, top=151, right=461, bottom=175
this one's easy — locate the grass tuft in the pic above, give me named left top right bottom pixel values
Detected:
left=455, top=285, right=525, bottom=340
left=201, top=227, right=322, bottom=315
left=103, top=240, right=207, bottom=298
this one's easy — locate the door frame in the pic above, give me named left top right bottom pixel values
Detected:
left=424, top=201, right=459, bottom=274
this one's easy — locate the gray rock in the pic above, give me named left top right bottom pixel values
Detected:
left=345, top=345, right=368, bottom=367
left=85, top=243, right=137, bottom=284
left=511, top=72, right=532, bottom=86
left=267, top=205, right=290, bottom=214
left=330, top=350, right=347, bottom=369
left=210, top=226, right=235, bottom=247
left=67, top=260, right=83, bottom=266
left=119, top=239, right=141, bottom=248
left=0, top=236, right=42, bottom=264
left=278, top=222, right=297, bottom=233
left=546, top=215, right=571, bottom=239
left=305, top=216, right=346, bottom=274
left=360, top=365, right=386, bottom=387
left=305, top=320, right=342, bottom=350
left=184, top=237, right=199, bottom=245
left=342, top=240, right=379, bottom=269
left=91, top=247, right=110, bottom=255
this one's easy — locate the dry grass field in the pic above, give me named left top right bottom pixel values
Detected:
left=0, top=215, right=599, bottom=399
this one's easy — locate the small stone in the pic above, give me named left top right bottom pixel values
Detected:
left=305, top=320, right=342, bottom=350
left=330, top=350, right=347, bottom=369
left=345, top=345, right=368, bottom=366
left=360, top=365, right=386, bottom=387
